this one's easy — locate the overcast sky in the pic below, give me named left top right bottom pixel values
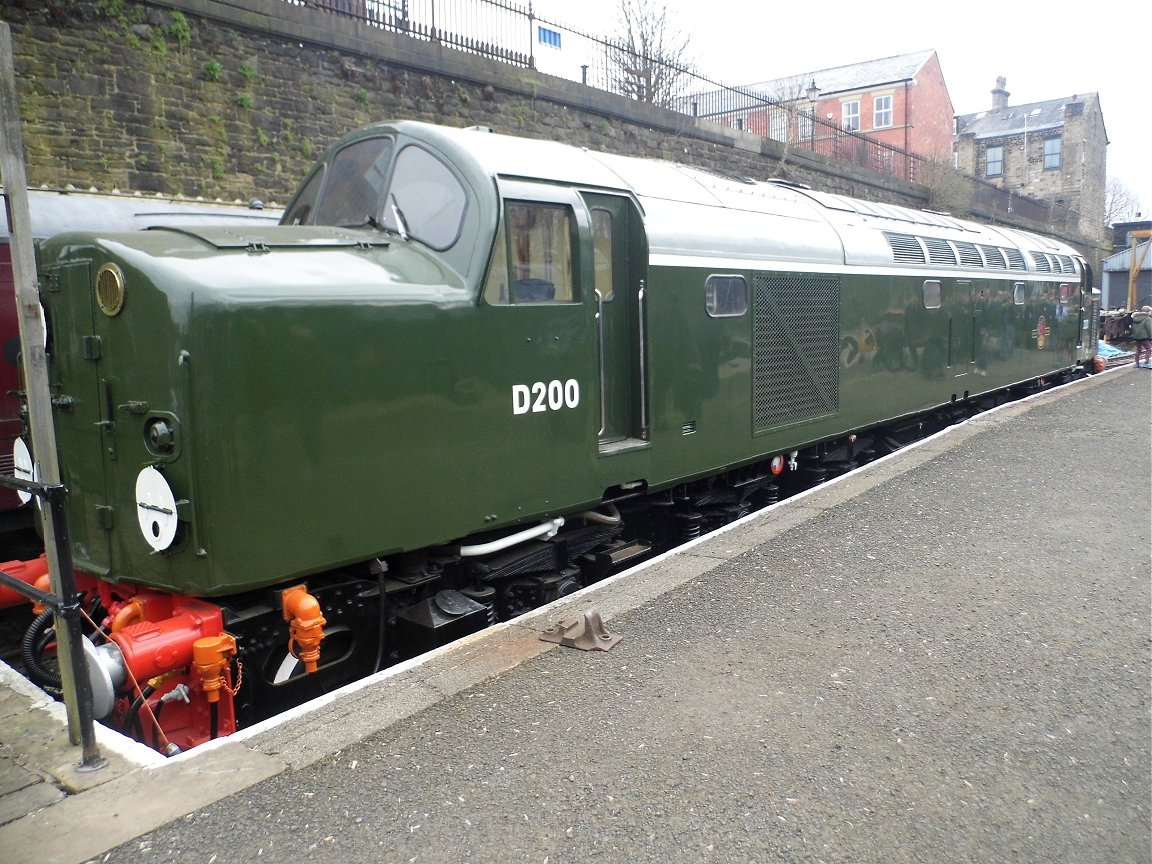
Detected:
left=535, top=0, right=1146, bottom=223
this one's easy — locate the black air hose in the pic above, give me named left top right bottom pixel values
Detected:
left=21, top=609, right=63, bottom=694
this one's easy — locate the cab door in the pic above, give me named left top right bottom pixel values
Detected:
left=581, top=193, right=648, bottom=452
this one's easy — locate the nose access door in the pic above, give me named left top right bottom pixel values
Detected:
left=582, top=194, right=648, bottom=453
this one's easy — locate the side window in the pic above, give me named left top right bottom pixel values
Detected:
left=483, top=202, right=576, bottom=305
left=282, top=166, right=324, bottom=226
left=312, top=137, right=394, bottom=227
left=592, top=209, right=614, bottom=301
left=842, top=100, right=860, bottom=132
left=1013, top=282, right=1028, bottom=305
left=922, top=279, right=942, bottom=309
left=385, top=146, right=468, bottom=250
left=873, top=94, right=893, bottom=128
left=705, top=274, right=747, bottom=317
left=986, top=145, right=1003, bottom=178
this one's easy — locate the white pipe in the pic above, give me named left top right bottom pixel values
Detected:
left=459, top=517, right=565, bottom=557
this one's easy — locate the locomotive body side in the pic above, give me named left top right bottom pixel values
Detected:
left=35, top=123, right=1092, bottom=599
left=13, top=121, right=1097, bottom=748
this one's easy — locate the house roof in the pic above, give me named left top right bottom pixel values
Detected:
left=955, top=93, right=1099, bottom=140
left=741, top=50, right=937, bottom=99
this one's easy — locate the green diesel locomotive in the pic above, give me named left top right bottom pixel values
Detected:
left=12, top=121, right=1096, bottom=750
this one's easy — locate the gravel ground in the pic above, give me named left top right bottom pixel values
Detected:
left=89, top=370, right=1151, bottom=864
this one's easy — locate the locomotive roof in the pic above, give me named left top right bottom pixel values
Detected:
left=358, top=122, right=1084, bottom=276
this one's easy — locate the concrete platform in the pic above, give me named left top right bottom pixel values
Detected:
left=0, top=366, right=1148, bottom=864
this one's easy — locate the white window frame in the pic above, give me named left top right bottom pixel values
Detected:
left=537, top=26, right=561, bottom=49
left=1043, top=137, right=1061, bottom=170
left=986, top=145, right=1003, bottom=178
left=842, top=100, right=860, bottom=132
left=769, top=108, right=789, bottom=143
left=799, top=108, right=814, bottom=140
left=873, top=94, right=893, bottom=128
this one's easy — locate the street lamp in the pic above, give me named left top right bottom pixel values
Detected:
left=805, top=79, right=820, bottom=148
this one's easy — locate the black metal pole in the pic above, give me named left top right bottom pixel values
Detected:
left=44, top=483, right=105, bottom=770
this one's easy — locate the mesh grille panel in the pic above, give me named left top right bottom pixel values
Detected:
left=753, top=275, right=841, bottom=433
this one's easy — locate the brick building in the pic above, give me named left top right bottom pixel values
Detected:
left=954, top=79, right=1108, bottom=245
left=727, top=50, right=956, bottom=161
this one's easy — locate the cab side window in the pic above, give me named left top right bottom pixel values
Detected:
left=484, top=202, right=577, bottom=304
left=282, top=166, right=324, bottom=226
left=592, top=208, right=615, bottom=301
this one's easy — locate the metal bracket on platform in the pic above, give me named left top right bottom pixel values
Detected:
left=538, top=609, right=622, bottom=652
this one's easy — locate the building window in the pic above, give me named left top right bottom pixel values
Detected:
left=842, top=100, right=860, bottom=132
left=873, top=94, right=893, bottom=128
left=986, top=145, right=1003, bottom=178
left=1043, top=137, right=1061, bottom=170
left=537, top=26, right=561, bottom=49
left=799, top=109, right=814, bottom=140
left=769, top=109, right=789, bottom=143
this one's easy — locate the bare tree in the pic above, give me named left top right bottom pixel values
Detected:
left=918, top=154, right=973, bottom=218
left=609, top=0, right=695, bottom=108
left=1105, top=177, right=1143, bottom=225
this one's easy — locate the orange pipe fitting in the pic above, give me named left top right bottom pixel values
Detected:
left=32, top=572, right=52, bottom=614
left=110, top=597, right=147, bottom=633
left=193, top=634, right=238, bottom=702
left=281, top=584, right=326, bottom=674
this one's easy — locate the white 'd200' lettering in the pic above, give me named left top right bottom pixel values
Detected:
left=512, top=379, right=580, bottom=414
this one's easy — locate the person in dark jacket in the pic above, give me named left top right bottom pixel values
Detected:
left=1132, top=306, right=1152, bottom=368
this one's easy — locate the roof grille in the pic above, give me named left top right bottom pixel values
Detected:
left=884, top=232, right=926, bottom=264
left=978, top=244, right=1007, bottom=269
left=1030, top=251, right=1052, bottom=272
left=1004, top=248, right=1026, bottom=270
left=1055, top=254, right=1074, bottom=274
left=923, top=237, right=957, bottom=265
left=954, top=241, right=983, bottom=267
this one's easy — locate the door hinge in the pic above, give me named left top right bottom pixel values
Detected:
left=95, top=504, right=114, bottom=531
left=83, top=335, right=102, bottom=360
left=41, top=271, right=61, bottom=293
